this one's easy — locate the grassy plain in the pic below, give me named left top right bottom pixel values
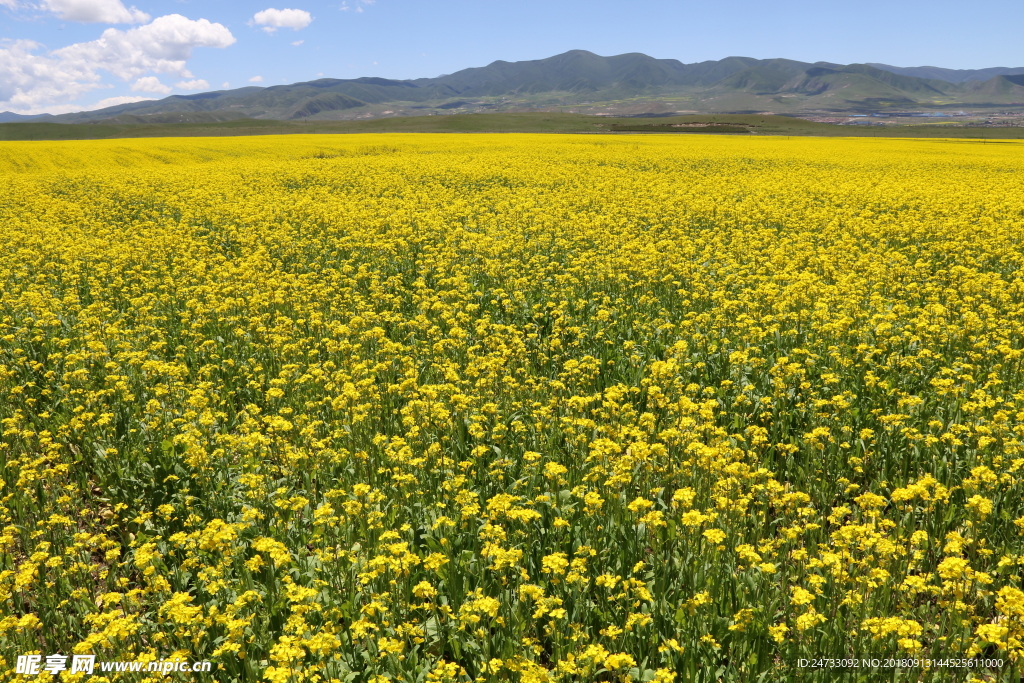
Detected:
left=2, top=134, right=1024, bottom=682
left=2, top=113, right=1024, bottom=141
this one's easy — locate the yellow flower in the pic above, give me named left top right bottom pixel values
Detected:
left=728, top=608, right=754, bottom=632
left=541, top=552, right=569, bottom=575
left=975, top=624, right=1008, bottom=647
left=7, top=131, right=1024, bottom=682
left=702, top=528, right=726, bottom=544
left=966, top=495, right=993, bottom=518
left=768, top=623, right=789, bottom=643
left=603, top=653, right=636, bottom=670
left=790, top=586, right=815, bottom=606
left=251, top=537, right=291, bottom=565
left=795, top=608, right=827, bottom=632
left=627, top=497, right=654, bottom=513
left=412, top=581, right=438, bottom=599
left=377, top=636, right=405, bottom=655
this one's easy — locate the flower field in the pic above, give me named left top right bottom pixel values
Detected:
left=2, top=133, right=1024, bottom=682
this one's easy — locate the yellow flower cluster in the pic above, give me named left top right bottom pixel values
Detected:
left=1, top=133, right=1024, bottom=681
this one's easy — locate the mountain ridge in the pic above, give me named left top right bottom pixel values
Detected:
left=6, top=50, right=1024, bottom=123
left=867, top=63, right=1024, bottom=84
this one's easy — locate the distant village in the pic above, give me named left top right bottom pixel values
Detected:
left=800, top=110, right=1024, bottom=126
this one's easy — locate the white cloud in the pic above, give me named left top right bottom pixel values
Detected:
left=175, top=78, right=208, bottom=90
left=0, top=39, right=101, bottom=112
left=252, top=7, right=311, bottom=32
left=131, top=76, right=170, bottom=93
left=221, top=81, right=230, bottom=88
left=0, top=15, right=234, bottom=113
left=84, top=94, right=153, bottom=110
left=0, top=0, right=19, bottom=8
left=249, top=75, right=263, bottom=82
left=42, top=0, right=149, bottom=24
left=55, top=15, right=235, bottom=81
left=291, top=39, right=303, bottom=46
left=19, top=94, right=155, bottom=116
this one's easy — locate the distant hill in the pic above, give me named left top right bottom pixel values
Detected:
left=0, top=112, right=55, bottom=123
left=18, top=51, right=1024, bottom=123
left=868, top=63, right=1024, bottom=84
left=961, top=74, right=1024, bottom=102
left=415, top=52, right=767, bottom=95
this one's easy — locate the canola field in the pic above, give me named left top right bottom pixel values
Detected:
left=2, top=133, right=1024, bottom=683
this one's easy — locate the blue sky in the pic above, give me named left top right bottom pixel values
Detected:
left=2, top=0, right=1023, bottom=114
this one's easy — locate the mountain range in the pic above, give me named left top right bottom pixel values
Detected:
left=5, top=50, right=1024, bottom=123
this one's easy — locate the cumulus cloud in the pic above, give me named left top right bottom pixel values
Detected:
left=42, top=0, right=149, bottom=23
left=84, top=94, right=153, bottom=110
left=0, top=15, right=234, bottom=113
left=55, top=15, right=235, bottom=81
left=17, top=94, right=155, bottom=116
left=221, top=81, right=230, bottom=88
left=248, top=75, right=263, bottom=82
left=252, top=8, right=311, bottom=32
left=175, top=79, right=208, bottom=90
left=0, top=39, right=100, bottom=111
left=131, top=76, right=170, bottom=94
